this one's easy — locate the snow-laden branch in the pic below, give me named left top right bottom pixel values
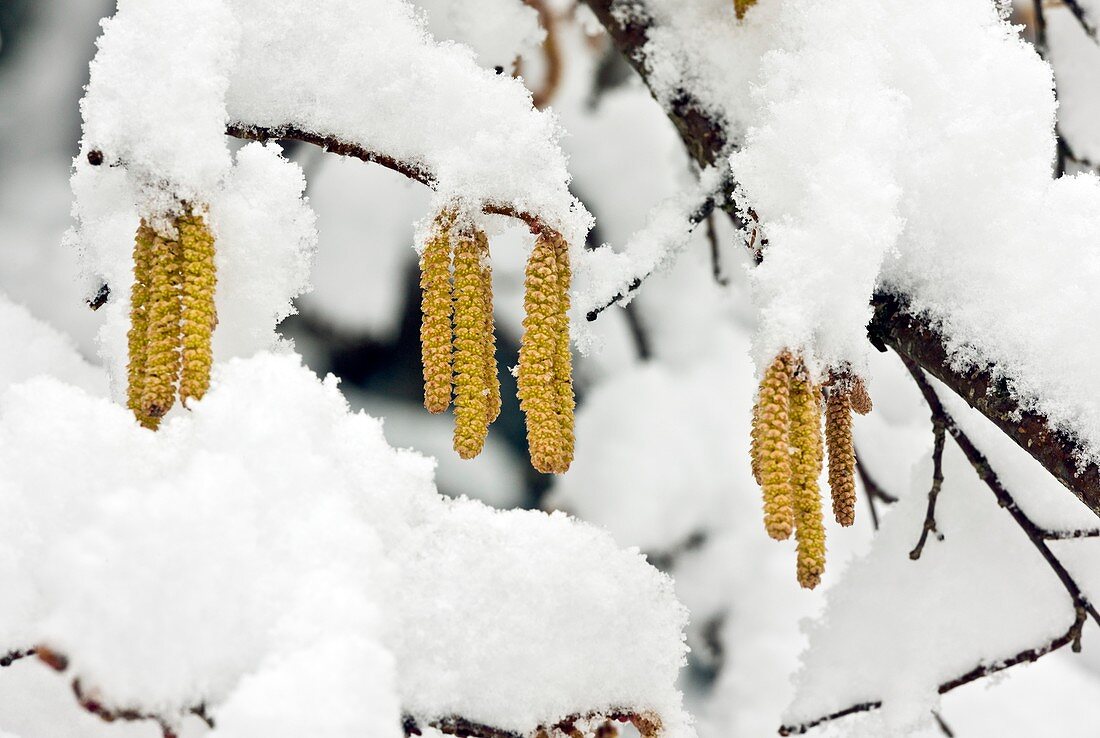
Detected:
left=581, top=0, right=1100, bottom=518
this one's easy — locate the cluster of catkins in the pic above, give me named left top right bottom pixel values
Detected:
left=750, top=351, right=871, bottom=588
left=419, top=211, right=574, bottom=473
left=127, top=206, right=217, bottom=430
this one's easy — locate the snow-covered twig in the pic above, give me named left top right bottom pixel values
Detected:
left=226, top=124, right=546, bottom=231
left=583, top=184, right=729, bottom=321
left=778, top=359, right=1100, bottom=735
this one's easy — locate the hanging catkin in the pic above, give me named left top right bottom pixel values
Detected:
left=477, top=229, right=501, bottom=424
left=127, top=220, right=156, bottom=429
left=420, top=213, right=454, bottom=414
left=825, top=387, right=856, bottom=526
left=752, top=351, right=795, bottom=540
left=139, top=227, right=183, bottom=426
left=177, top=207, right=217, bottom=406
left=452, top=228, right=491, bottom=459
left=791, top=373, right=826, bottom=590
left=850, top=375, right=873, bottom=415
left=552, top=232, right=575, bottom=472
left=518, top=230, right=573, bottom=474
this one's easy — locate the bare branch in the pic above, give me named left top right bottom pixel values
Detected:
left=910, top=414, right=946, bottom=559
left=1063, top=0, right=1099, bottom=43
left=854, top=447, right=897, bottom=531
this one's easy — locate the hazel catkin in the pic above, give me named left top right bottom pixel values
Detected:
left=177, top=207, right=217, bottom=407
left=139, top=227, right=183, bottom=426
left=127, top=221, right=156, bottom=428
left=754, top=351, right=795, bottom=540
left=518, top=230, right=574, bottom=474
left=825, top=387, right=856, bottom=527
left=790, top=373, right=826, bottom=590
left=477, top=229, right=501, bottom=424
left=452, top=229, right=491, bottom=459
left=420, top=213, right=454, bottom=414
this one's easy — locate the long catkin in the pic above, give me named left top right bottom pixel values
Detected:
left=452, top=229, right=491, bottom=459
left=826, top=387, right=856, bottom=526
left=177, top=208, right=217, bottom=407
left=140, top=228, right=183, bottom=426
left=755, top=351, right=795, bottom=540
left=551, top=232, right=575, bottom=472
left=791, top=374, right=826, bottom=589
left=518, top=231, right=573, bottom=474
left=420, top=214, right=454, bottom=414
left=476, top=229, right=501, bottom=425
left=127, top=221, right=156, bottom=428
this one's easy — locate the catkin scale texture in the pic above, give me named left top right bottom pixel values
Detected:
left=477, top=230, right=501, bottom=425
left=755, top=351, right=795, bottom=540
left=791, top=375, right=826, bottom=590
left=826, top=388, right=856, bottom=526
left=420, top=215, right=454, bottom=414
left=518, top=231, right=573, bottom=474
left=139, top=229, right=183, bottom=425
left=127, top=221, right=155, bottom=428
left=452, top=231, right=491, bottom=459
left=177, top=208, right=217, bottom=406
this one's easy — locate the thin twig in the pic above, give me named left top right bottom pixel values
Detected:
left=932, top=710, right=955, bottom=738
left=910, top=415, right=947, bottom=559
left=0, top=649, right=34, bottom=667
left=855, top=447, right=897, bottom=531
left=705, top=211, right=729, bottom=286
left=1063, top=0, right=1099, bottom=43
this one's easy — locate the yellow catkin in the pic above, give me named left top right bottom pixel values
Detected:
left=791, top=372, right=826, bottom=590
left=127, top=221, right=156, bottom=428
left=139, top=228, right=183, bottom=427
left=518, top=230, right=572, bottom=474
left=452, top=229, right=491, bottom=459
left=826, top=388, right=856, bottom=527
left=734, top=0, right=757, bottom=20
left=756, top=351, right=795, bottom=540
left=177, top=207, right=217, bottom=407
left=420, top=213, right=454, bottom=414
left=850, top=375, right=873, bottom=415
left=476, top=229, right=501, bottom=424
left=551, top=232, right=575, bottom=472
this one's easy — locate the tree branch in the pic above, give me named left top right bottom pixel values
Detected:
left=910, top=413, right=946, bottom=559
left=854, top=448, right=897, bottom=531
left=225, top=123, right=545, bottom=232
